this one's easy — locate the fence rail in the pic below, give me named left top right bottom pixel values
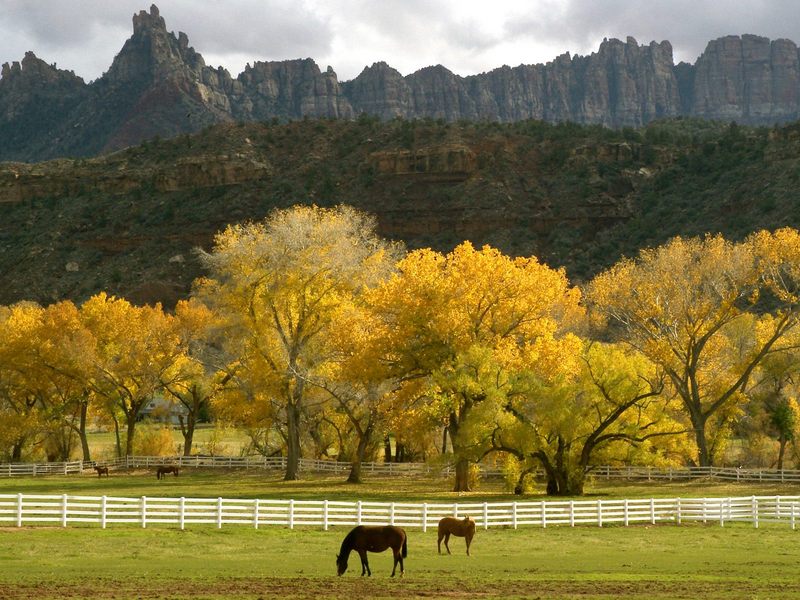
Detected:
left=0, top=493, right=797, bottom=531
left=3, top=456, right=800, bottom=484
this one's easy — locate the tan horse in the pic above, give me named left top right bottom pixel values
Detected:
left=437, top=516, right=475, bottom=555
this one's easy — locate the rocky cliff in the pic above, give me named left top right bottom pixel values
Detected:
left=3, top=5, right=800, bottom=161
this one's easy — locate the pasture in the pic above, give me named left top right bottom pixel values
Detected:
left=1, top=471, right=799, bottom=599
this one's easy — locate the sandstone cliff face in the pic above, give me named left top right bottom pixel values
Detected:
left=691, top=35, right=800, bottom=123
left=3, top=4, right=800, bottom=162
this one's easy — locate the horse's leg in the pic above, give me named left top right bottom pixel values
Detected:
left=466, top=532, right=473, bottom=556
left=358, top=550, right=370, bottom=576
left=444, top=532, right=451, bottom=554
left=437, top=531, right=444, bottom=554
left=391, top=548, right=403, bottom=577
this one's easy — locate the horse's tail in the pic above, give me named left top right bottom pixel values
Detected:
left=402, top=534, right=408, bottom=558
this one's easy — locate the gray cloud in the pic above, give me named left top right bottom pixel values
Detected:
left=2, top=0, right=800, bottom=83
left=504, top=0, right=800, bottom=64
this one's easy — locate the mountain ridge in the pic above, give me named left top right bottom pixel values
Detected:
left=3, top=5, right=800, bottom=161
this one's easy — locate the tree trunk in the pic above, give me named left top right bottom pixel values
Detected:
left=453, top=457, right=471, bottom=492
left=112, top=413, right=122, bottom=458
left=347, top=422, right=372, bottom=484
left=441, top=427, right=448, bottom=455
left=78, top=401, right=91, bottom=462
left=777, top=435, right=787, bottom=471
left=384, top=436, right=392, bottom=462
left=690, top=413, right=711, bottom=467
left=284, top=401, right=302, bottom=481
left=11, top=439, right=24, bottom=462
left=181, top=410, right=197, bottom=456
left=124, top=413, right=137, bottom=457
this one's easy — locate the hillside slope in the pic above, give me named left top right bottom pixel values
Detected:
left=0, top=117, right=797, bottom=307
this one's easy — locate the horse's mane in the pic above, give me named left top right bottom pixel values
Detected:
left=339, top=527, right=359, bottom=556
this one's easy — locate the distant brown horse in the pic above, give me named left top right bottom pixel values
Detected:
left=437, top=516, right=475, bottom=556
left=336, top=525, right=407, bottom=577
left=156, top=465, right=179, bottom=480
left=94, top=465, right=109, bottom=477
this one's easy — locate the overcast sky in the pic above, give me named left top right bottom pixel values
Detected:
left=2, top=0, right=800, bottom=83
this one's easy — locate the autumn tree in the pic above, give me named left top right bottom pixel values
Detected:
left=196, top=205, right=402, bottom=480
left=32, top=301, right=98, bottom=461
left=159, top=299, right=228, bottom=456
left=306, top=301, right=401, bottom=483
left=588, top=233, right=800, bottom=466
left=0, top=303, right=49, bottom=461
left=80, top=293, right=185, bottom=457
left=493, top=342, right=683, bottom=495
left=370, top=242, right=583, bottom=491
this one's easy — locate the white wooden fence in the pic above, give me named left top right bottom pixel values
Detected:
left=4, top=456, right=800, bottom=484
left=0, top=494, right=798, bottom=530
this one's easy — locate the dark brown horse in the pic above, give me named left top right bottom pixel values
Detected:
left=336, top=525, right=407, bottom=577
left=437, top=516, right=475, bottom=555
left=94, top=465, right=109, bottom=477
left=156, top=465, right=179, bottom=480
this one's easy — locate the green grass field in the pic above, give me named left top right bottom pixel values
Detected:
left=1, top=470, right=799, bottom=599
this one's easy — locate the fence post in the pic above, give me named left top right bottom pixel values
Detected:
left=357, top=501, right=362, bottom=525
left=61, top=494, right=68, bottom=528
left=179, top=497, right=185, bottom=530
left=217, top=497, right=223, bottom=529
left=597, top=500, right=602, bottom=528
left=719, top=498, right=724, bottom=527
left=453, top=503, right=459, bottom=518
left=676, top=498, right=682, bottom=525
left=650, top=498, right=655, bottom=525
left=541, top=501, right=547, bottom=529
left=323, top=499, right=329, bottom=531
left=422, top=503, right=428, bottom=532
left=792, top=502, right=796, bottom=531
left=483, top=502, right=489, bottom=530
left=141, top=496, right=147, bottom=529
left=512, top=502, right=518, bottom=530
left=390, top=502, right=395, bottom=526
left=16, top=493, right=22, bottom=527
left=253, top=499, right=260, bottom=530
left=624, top=499, right=629, bottom=526
left=101, top=495, right=107, bottom=529
left=289, top=499, right=295, bottom=530
left=752, top=496, right=758, bottom=529
left=569, top=500, right=574, bottom=527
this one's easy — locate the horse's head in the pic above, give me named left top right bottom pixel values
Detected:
left=336, top=553, right=347, bottom=576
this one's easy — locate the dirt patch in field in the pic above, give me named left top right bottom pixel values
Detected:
left=1, top=577, right=799, bottom=600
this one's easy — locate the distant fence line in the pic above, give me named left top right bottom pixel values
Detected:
left=2, top=456, right=800, bottom=484
left=0, top=493, right=798, bottom=531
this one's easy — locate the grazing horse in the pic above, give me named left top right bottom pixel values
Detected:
left=94, top=465, right=109, bottom=477
left=156, top=465, right=179, bottom=480
left=336, top=525, right=407, bottom=577
left=437, top=516, right=475, bottom=556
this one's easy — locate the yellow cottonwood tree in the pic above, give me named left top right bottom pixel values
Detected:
left=196, top=205, right=402, bottom=480
left=494, top=342, right=684, bottom=495
left=370, top=242, right=583, bottom=491
left=0, top=303, right=49, bottom=461
left=588, top=233, right=800, bottom=466
left=80, top=293, right=185, bottom=457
